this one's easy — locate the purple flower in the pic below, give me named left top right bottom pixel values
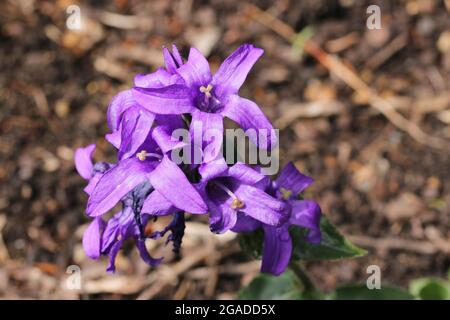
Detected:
left=107, top=103, right=185, bottom=161
left=233, top=162, right=321, bottom=276
left=87, top=113, right=204, bottom=217
left=76, top=43, right=324, bottom=276
left=105, top=45, right=186, bottom=155
left=197, top=160, right=287, bottom=234
left=87, top=78, right=206, bottom=217
left=86, top=151, right=207, bottom=218
left=132, top=44, right=277, bottom=153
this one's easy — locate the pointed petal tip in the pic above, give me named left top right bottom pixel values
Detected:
left=149, top=157, right=208, bottom=214
left=74, top=144, right=96, bottom=180
left=82, top=218, right=105, bottom=259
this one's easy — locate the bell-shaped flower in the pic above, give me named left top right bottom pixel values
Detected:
left=196, top=160, right=287, bottom=234
left=133, top=44, right=277, bottom=161
left=86, top=121, right=207, bottom=218
left=232, top=162, right=321, bottom=276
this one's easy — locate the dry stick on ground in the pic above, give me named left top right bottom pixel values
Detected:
left=245, top=4, right=450, bottom=151
left=136, top=248, right=211, bottom=300
left=348, top=235, right=450, bottom=255
left=274, top=101, right=345, bottom=129
left=365, top=33, right=408, bottom=70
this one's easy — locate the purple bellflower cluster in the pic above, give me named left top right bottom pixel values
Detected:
left=75, top=44, right=321, bottom=275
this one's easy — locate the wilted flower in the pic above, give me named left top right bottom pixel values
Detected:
left=149, top=211, right=186, bottom=254
left=82, top=184, right=163, bottom=272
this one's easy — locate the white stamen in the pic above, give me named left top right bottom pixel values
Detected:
left=199, top=84, right=213, bottom=98
left=279, top=187, right=293, bottom=200
left=136, top=150, right=162, bottom=161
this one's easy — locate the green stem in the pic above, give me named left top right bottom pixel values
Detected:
left=288, top=261, right=316, bottom=293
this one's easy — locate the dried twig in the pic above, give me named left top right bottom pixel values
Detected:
left=365, top=33, right=408, bottom=69
left=186, top=261, right=261, bottom=279
left=245, top=4, right=450, bottom=151
left=275, top=101, right=344, bottom=129
left=94, top=57, right=131, bottom=82
left=10, top=82, right=49, bottom=116
left=348, top=234, right=449, bottom=255
left=97, top=11, right=153, bottom=31
left=325, top=32, right=359, bottom=53
left=136, top=247, right=211, bottom=300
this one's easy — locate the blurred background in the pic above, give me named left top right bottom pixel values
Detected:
left=0, top=0, right=449, bottom=299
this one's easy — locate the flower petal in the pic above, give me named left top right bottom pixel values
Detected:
left=134, top=68, right=173, bottom=88
left=152, top=115, right=187, bottom=154
left=231, top=212, right=261, bottom=233
left=118, top=106, right=155, bottom=160
left=118, top=206, right=139, bottom=238
left=190, top=110, right=223, bottom=163
left=152, top=124, right=186, bottom=154
left=83, top=172, right=102, bottom=195
left=149, top=156, right=208, bottom=213
left=105, top=130, right=121, bottom=149
left=261, top=225, right=292, bottom=276
left=233, top=184, right=286, bottom=226
left=289, top=200, right=321, bottom=244
left=106, top=240, right=123, bottom=273
left=208, top=197, right=237, bottom=234
left=222, top=95, right=277, bottom=150
left=74, top=144, right=96, bottom=180
left=132, top=85, right=194, bottom=114
left=213, top=44, right=263, bottom=96
left=101, top=213, right=120, bottom=253
left=198, top=157, right=228, bottom=181
left=305, top=228, right=321, bottom=244
left=107, top=90, right=135, bottom=132
left=275, top=162, right=313, bottom=198
left=141, top=190, right=175, bottom=216
left=156, top=114, right=186, bottom=133
left=86, top=158, right=156, bottom=217
left=82, top=217, right=105, bottom=259
left=176, top=47, right=212, bottom=87
left=228, top=162, right=266, bottom=186
left=163, top=44, right=183, bottom=73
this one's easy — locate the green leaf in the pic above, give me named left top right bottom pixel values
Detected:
left=331, top=284, right=414, bottom=300
left=410, top=278, right=450, bottom=300
left=238, top=269, right=304, bottom=300
left=238, top=215, right=366, bottom=262
left=290, top=216, right=367, bottom=261
left=291, top=26, right=314, bottom=58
